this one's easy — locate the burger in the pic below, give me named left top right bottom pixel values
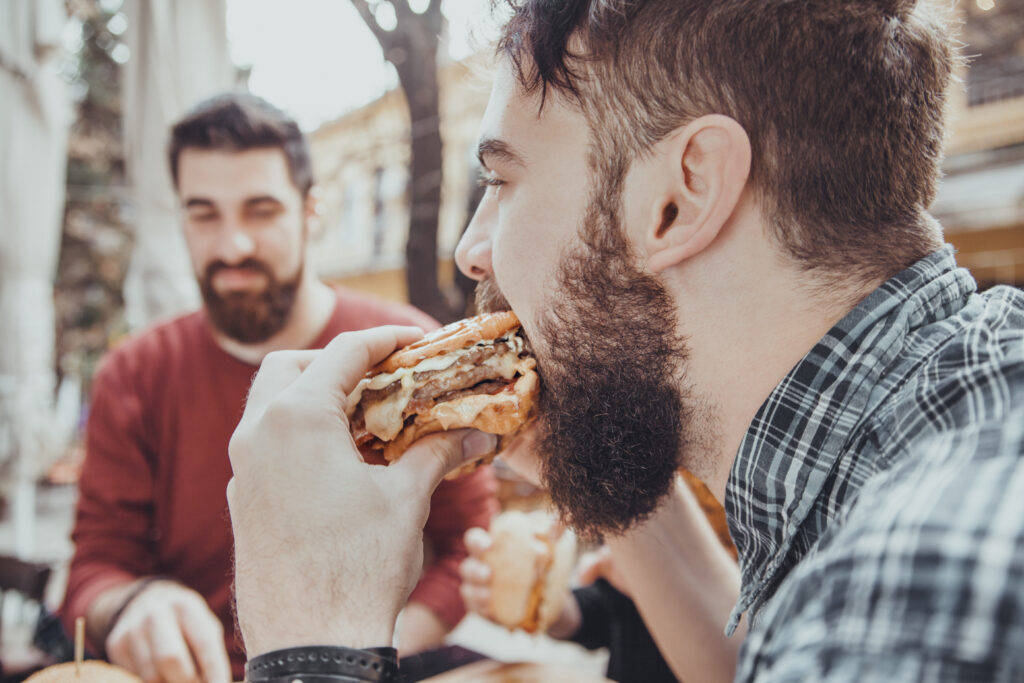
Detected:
left=346, top=311, right=539, bottom=473
left=25, top=661, right=142, bottom=682
left=483, top=510, right=577, bottom=633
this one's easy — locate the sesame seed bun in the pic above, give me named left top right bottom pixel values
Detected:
left=25, top=661, right=142, bottom=683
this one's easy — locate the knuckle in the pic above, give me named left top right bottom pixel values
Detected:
left=260, top=350, right=291, bottom=370
left=325, top=330, right=365, bottom=358
left=464, top=527, right=491, bottom=553
left=458, top=558, right=474, bottom=579
left=155, top=652, right=183, bottom=673
left=106, top=635, right=128, bottom=660
left=173, top=592, right=201, bottom=614
left=262, top=394, right=306, bottom=427
left=461, top=587, right=486, bottom=612
left=227, top=429, right=249, bottom=465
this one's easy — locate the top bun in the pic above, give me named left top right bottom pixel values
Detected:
left=25, top=661, right=143, bottom=682
left=375, top=311, right=522, bottom=374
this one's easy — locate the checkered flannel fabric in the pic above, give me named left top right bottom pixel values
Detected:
left=725, top=247, right=1024, bottom=680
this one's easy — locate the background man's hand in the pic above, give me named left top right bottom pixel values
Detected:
left=458, top=526, right=586, bottom=640
left=457, top=527, right=497, bottom=623
left=105, top=580, right=230, bottom=683
left=227, top=326, right=496, bottom=657
left=576, top=546, right=631, bottom=598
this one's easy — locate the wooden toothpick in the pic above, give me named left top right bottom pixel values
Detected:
left=74, top=616, right=85, bottom=676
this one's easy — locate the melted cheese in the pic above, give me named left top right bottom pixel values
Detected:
left=348, top=334, right=534, bottom=442
left=345, top=333, right=527, bottom=418
left=420, top=355, right=535, bottom=431
left=361, top=372, right=415, bottom=441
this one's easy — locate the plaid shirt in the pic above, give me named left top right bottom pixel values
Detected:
left=726, top=247, right=1024, bottom=681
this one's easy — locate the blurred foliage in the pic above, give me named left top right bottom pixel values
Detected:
left=55, top=0, right=133, bottom=393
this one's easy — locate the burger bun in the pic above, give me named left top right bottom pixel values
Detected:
left=483, top=510, right=576, bottom=633
left=25, top=661, right=143, bottom=682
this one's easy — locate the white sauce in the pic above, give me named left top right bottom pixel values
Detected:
left=347, top=332, right=533, bottom=442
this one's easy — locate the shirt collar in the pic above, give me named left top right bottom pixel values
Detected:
left=723, top=246, right=976, bottom=634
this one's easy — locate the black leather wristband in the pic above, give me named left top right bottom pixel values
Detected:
left=246, top=646, right=399, bottom=683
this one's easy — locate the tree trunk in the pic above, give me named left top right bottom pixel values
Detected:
left=349, top=0, right=462, bottom=323
left=394, top=43, right=452, bottom=322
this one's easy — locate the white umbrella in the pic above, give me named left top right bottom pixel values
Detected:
left=0, top=0, right=71, bottom=557
left=121, top=0, right=235, bottom=328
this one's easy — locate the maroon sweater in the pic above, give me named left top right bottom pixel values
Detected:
left=61, top=288, right=498, bottom=677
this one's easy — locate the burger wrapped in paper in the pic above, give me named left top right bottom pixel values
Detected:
left=25, top=661, right=143, bottom=682
left=483, top=510, right=577, bottom=633
left=346, top=311, right=539, bottom=475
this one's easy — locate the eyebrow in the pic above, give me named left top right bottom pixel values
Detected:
left=243, top=195, right=285, bottom=209
left=183, top=195, right=285, bottom=210
left=476, top=138, right=526, bottom=170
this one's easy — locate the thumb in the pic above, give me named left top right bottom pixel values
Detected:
left=390, top=430, right=497, bottom=495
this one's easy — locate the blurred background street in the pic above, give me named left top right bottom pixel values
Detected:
left=1, top=0, right=1022, bottom=679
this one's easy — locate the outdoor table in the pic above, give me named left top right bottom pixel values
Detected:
left=398, top=645, right=612, bottom=682
left=420, top=660, right=613, bottom=682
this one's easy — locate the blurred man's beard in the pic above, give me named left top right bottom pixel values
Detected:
left=199, top=258, right=302, bottom=344
left=476, top=186, right=693, bottom=541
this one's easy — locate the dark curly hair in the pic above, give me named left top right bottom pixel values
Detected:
left=168, top=92, right=313, bottom=197
left=497, top=0, right=959, bottom=284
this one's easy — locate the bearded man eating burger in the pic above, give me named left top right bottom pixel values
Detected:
left=227, top=2, right=1024, bottom=682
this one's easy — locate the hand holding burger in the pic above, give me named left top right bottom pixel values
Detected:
left=227, top=326, right=498, bottom=658
left=346, top=311, right=539, bottom=475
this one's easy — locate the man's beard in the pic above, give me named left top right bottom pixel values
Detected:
left=476, top=184, right=695, bottom=541
left=199, top=258, right=302, bottom=344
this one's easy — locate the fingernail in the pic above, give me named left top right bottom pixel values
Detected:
left=466, top=527, right=492, bottom=550
left=462, top=431, right=497, bottom=461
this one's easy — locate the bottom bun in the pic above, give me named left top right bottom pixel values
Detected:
left=25, top=661, right=143, bottom=682
left=484, top=510, right=577, bottom=633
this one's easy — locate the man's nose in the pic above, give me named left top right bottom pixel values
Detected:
left=455, top=206, right=494, bottom=282
left=216, top=223, right=257, bottom=263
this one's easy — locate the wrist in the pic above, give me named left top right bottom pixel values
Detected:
left=93, top=576, right=170, bottom=648
left=234, top=556, right=398, bottom=656
left=546, top=595, right=582, bottom=640
left=244, top=622, right=395, bottom=659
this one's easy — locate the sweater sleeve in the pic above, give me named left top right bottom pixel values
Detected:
left=408, top=465, right=499, bottom=628
left=60, top=353, right=160, bottom=650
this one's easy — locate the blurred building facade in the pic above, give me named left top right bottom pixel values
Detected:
left=924, top=0, right=1024, bottom=287
left=312, top=3, right=1024, bottom=300
left=308, top=55, right=490, bottom=301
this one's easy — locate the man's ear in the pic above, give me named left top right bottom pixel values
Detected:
left=304, top=185, right=324, bottom=241
left=645, top=115, right=751, bottom=273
